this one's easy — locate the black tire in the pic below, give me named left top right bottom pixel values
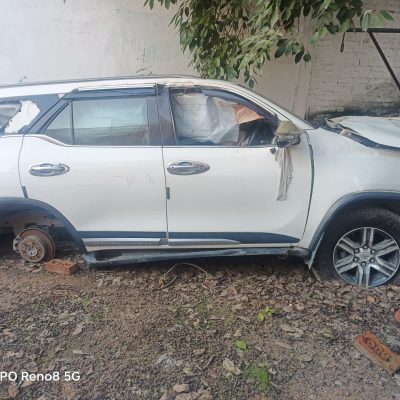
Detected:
left=314, top=207, right=400, bottom=286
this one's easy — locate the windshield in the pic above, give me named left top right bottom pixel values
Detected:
left=239, top=85, right=318, bottom=129
left=267, top=99, right=318, bottom=128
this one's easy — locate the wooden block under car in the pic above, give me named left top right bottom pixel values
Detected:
left=354, top=331, right=400, bottom=375
left=45, top=259, right=79, bottom=275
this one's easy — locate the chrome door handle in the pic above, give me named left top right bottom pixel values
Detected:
left=167, top=161, right=210, bottom=176
left=29, top=163, right=70, bottom=177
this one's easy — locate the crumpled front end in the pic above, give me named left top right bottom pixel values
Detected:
left=326, top=115, right=400, bottom=152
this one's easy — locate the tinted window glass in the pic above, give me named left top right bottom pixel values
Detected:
left=73, top=97, right=149, bottom=146
left=43, top=105, right=73, bottom=144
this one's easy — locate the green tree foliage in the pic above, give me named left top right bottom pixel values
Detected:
left=145, top=0, right=394, bottom=87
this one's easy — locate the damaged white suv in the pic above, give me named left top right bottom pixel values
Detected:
left=1, top=76, right=400, bottom=288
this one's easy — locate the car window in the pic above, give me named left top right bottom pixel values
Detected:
left=43, top=105, right=73, bottom=144
left=43, top=97, right=150, bottom=146
left=73, top=97, right=149, bottom=146
left=170, top=91, right=277, bottom=146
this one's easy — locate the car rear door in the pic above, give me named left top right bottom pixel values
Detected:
left=159, top=85, right=313, bottom=247
left=19, top=85, right=168, bottom=251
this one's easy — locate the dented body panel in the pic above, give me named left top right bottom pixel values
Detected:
left=300, top=128, right=400, bottom=248
left=327, top=116, right=400, bottom=148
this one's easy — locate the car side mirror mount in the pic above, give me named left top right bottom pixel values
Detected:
left=274, top=121, right=302, bottom=148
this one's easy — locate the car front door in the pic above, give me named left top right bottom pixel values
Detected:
left=159, top=86, right=313, bottom=247
left=19, top=86, right=168, bottom=251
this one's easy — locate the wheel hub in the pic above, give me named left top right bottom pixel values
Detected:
left=18, top=236, right=46, bottom=263
left=14, top=228, right=56, bottom=263
left=333, top=227, right=400, bottom=287
left=359, top=249, right=371, bottom=262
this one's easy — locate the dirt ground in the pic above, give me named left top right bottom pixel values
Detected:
left=0, top=236, right=399, bottom=400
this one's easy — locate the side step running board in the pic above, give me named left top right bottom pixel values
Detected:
left=84, top=247, right=310, bottom=267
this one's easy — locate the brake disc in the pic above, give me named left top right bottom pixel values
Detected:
left=15, top=228, right=56, bottom=263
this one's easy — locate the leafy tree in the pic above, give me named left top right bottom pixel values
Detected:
left=145, top=0, right=394, bottom=87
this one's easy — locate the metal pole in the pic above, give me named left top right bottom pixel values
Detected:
left=368, top=31, right=400, bottom=91
left=352, top=28, right=400, bottom=33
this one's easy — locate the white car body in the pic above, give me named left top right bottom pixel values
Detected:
left=1, top=76, right=400, bottom=284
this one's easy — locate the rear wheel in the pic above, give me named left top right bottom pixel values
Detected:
left=14, top=227, right=56, bottom=263
left=314, top=208, right=400, bottom=287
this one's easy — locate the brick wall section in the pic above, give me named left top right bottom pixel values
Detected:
left=306, top=0, right=400, bottom=120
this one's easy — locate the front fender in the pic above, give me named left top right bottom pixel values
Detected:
left=308, top=191, right=400, bottom=253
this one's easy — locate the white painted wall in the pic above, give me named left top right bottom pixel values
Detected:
left=0, top=0, right=192, bottom=81
left=0, top=0, right=308, bottom=115
left=0, top=0, right=398, bottom=118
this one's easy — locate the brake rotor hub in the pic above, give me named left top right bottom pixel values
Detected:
left=18, top=236, right=46, bottom=263
left=14, top=228, right=56, bottom=263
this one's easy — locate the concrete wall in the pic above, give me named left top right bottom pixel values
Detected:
left=0, top=0, right=309, bottom=116
left=306, top=0, right=400, bottom=120
left=0, top=1, right=192, bottom=81
left=0, top=0, right=398, bottom=118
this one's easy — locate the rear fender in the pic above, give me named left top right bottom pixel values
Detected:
left=0, top=197, right=86, bottom=253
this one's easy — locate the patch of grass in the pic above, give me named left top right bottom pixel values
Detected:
left=225, top=311, right=235, bottom=324
left=29, top=302, right=51, bottom=314
left=168, top=304, right=180, bottom=315
left=257, top=306, right=276, bottom=322
left=195, top=302, right=208, bottom=317
left=72, top=295, right=92, bottom=307
left=245, top=365, right=270, bottom=393
left=89, top=305, right=110, bottom=322
left=213, top=306, right=234, bottom=324
left=193, top=302, right=209, bottom=329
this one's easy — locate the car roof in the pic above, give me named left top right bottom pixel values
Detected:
left=0, top=74, right=199, bottom=88
left=0, top=75, right=217, bottom=97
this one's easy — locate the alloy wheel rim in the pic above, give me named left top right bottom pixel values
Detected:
left=333, top=227, right=400, bottom=287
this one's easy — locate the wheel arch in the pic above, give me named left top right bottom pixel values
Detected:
left=309, top=192, right=400, bottom=254
left=0, top=197, right=86, bottom=253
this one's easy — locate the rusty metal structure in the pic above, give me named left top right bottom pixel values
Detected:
left=347, top=28, right=400, bottom=92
